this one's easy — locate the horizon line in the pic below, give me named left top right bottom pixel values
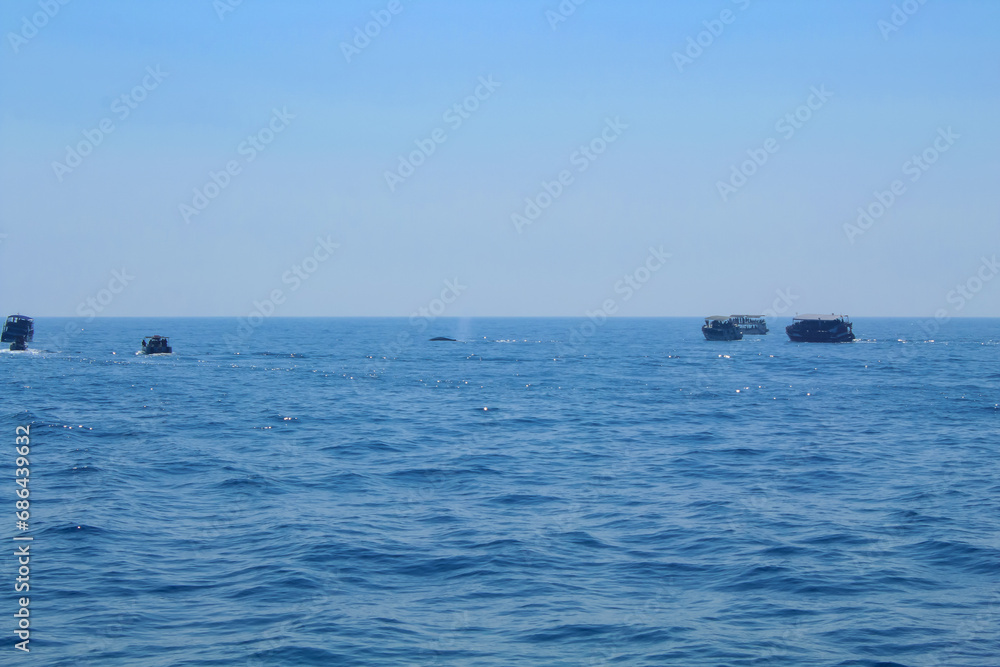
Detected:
left=9, top=315, right=1000, bottom=320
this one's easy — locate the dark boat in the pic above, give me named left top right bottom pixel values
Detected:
left=141, top=335, right=172, bottom=354
left=702, top=316, right=743, bottom=341
left=730, top=314, right=768, bottom=335
left=2, top=315, right=34, bottom=351
left=785, top=314, right=855, bottom=343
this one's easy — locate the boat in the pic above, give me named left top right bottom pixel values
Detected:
left=141, top=335, right=172, bottom=354
left=785, top=314, right=855, bottom=343
left=730, top=314, right=768, bottom=335
left=2, top=315, right=34, bottom=351
left=702, top=316, right=743, bottom=341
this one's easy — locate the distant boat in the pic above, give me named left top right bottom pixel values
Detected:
left=702, top=316, right=743, bottom=341
left=141, top=335, right=172, bottom=354
left=786, top=314, right=855, bottom=343
left=429, top=337, right=457, bottom=341
left=2, top=315, right=33, bottom=351
left=730, top=314, right=768, bottom=335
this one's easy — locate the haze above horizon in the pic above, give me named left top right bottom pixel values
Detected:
left=2, top=0, right=997, bottom=318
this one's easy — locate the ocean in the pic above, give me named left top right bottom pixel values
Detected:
left=2, top=317, right=998, bottom=666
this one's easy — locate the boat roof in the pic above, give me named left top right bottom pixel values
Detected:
left=144, top=334, right=169, bottom=339
left=730, top=314, right=764, bottom=318
left=793, top=314, right=848, bottom=321
left=5, top=314, right=32, bottom=322
left=705, top=315, right=730, bottom=321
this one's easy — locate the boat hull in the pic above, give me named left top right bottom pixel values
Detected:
left=702, top=326, right=743, bottom=341
left=785, top=324, right=855, bottom=343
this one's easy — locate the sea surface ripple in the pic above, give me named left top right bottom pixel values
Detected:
left=2, top=317, right=998, bottom=666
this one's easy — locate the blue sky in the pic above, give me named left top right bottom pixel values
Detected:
left=1, top=0, right=997, bottom=317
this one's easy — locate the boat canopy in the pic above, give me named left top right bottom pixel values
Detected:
left=2, top=315, right=34, bottom=343
left=793, top=314, right=849, bottom=321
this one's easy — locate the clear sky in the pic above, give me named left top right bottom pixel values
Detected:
left=1, top=0, right=997, bottom=318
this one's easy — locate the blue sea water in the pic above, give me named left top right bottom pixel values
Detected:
left=2, top=317, right=999, bottom=666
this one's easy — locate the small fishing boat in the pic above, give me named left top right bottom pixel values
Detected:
left=730, top=314, right=768, bottom=335
left=141, top=335, right=172, bottom=354
left=2, top=315, right=34, bottom=351
left=785, top=314, right=855, bottom=343
left=702, top=316, right=743, bottom=341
